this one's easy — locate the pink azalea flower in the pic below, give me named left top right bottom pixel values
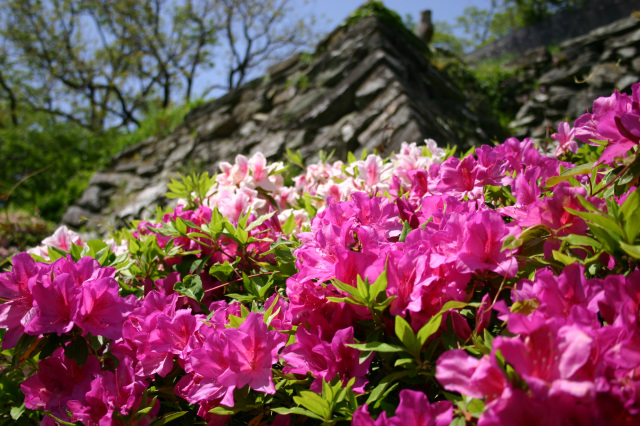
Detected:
left=351, top=390, right=453, bottom=426
left=574, top=84, right=640, bottom=164
left=283, top=325, right=372, bottom=393
left=551, top=122, right=578, bottom=156
left=437, top=155, right=483, bottom=199
left=0, top=253, right=50, bottom=348
left=73, top=277, right=134, bottom=340
left=24, top=272, right=77, bottom=336
left=219, top=313, right=287, bottom=394
left=436, top=349, right=506, bottom=401
left=21, top=347, right=102, bottom=422
left=458, top=210, right=518, bottom=277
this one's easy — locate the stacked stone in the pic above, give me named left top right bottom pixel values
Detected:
left=509, top=15, right=640, bottom=139
left=63, top=15, right=499, bottom=229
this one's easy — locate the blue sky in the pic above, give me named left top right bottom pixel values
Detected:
left=304, top=0, right=493, bottom=35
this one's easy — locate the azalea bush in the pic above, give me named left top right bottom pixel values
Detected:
left=2, top=83, right=640, bottom=425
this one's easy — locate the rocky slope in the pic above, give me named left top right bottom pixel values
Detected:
left=63, top=14, right=502, bottom=229
left=508, top=14, right=640, bottom=139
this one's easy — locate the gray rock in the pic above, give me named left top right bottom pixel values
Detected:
left=509, top=114, right=537, bottom=129
left=286, top=131, right=306, bottom=150
left=249, top=131, right=286, bottom=159
left=283, top=88, right=328, bottom=122
left=197, top=115, right=237, bottom=140
left=124, top=176, right=149, bottom=195
left=238, top=121, right=258, bottom=138
left=164, top=136, right=195, bottom=167
left=355, top=70, right=391, bottom=106
left=90, top=172, right=128, bottom=188
left=272, top=86, right=297, bottom=105
left=548, top=86, right=577, bottom=109
left=137, top=162, right=160, bottom=177
left=616, top=46, right=637, bottom=58
left=618, top=75, right=640, bottom=91
left=62, top=206, right=95, bottom=227
left=118, top=181, right=168, bottom=220
left=114, top=161, right=140, bottom=173
left=609, top=27, right=640, bottom=49
left=77, top=186, right=103, bottom=211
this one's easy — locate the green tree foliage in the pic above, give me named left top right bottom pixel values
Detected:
left=0, top=104, right=195, bottom=222
left=0, top=0, right=315, bottom=132
left=0, top=0, right=316, bottom=222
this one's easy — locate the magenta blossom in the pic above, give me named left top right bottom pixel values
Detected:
left=352, top=389, right=453, bottom=425
left=219, top=313, right=287, bottom=394
left=552, top=122, right=578, bottom=157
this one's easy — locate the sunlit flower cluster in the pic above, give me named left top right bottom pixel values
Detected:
left=2, top=83, right=640, bottom=424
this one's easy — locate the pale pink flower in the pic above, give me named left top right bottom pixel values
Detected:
left=552, top=122, right=578, bottom=156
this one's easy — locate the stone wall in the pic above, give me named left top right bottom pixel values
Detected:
left=507, top=15, right=640, bottom=139
left=466, top=0, right=638, bottom=62
left=63, top=15, right=502, bottom=230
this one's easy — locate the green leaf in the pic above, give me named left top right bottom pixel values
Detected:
left=467, top=398, right=486, bottom=416
left=370, top=270, right=388, bottom=301
left=174, top=275, right=204, bottom=302
left=272, top=406, right=323, bottom=420
left=44, top=412, right=78, bottom=426
left=11, top=333, right=39, bottom=368
left=137, top=400, right=157, bottom=416
left=332, top=280, right=361, bottom=300
left=228, top=315, right=245, bottom=328
left=620, top=241, right=640, bottom=259
left=417, top=301, right=468, bottom=347
left=209, top=406, right=235, bottom=415
left=174, top=218, right=188, bottom=235
left=399, top=220, right=412, bottom=242
left=366, top=371, right=408, bottom=405
left=395, top=315, right=419, bottom=356
left=502, top=225, right=549, bottom=251
left=620, top=189, right=640, bottom=242
left=209, top=261, right=234, bottom=281
left=149, top=411, right=188, bottom=425
left=245, top=211, right=276, bottom=232
left=576, top=195, right=602, bottom=213
left=226, top=293, right=257, bottom=303
left=560, top=234, right=601, bottom=248
left=450, top=416, right=466, bottom=426
left=294, top=391, right=330, bottom=419
left=242, top=272, right=260, bottom=297
left=356, top=275, right=370, bottom=301
left=416, top=315, right=443, bottom=347
left=48, top=246, right=67, bottom=261
left=286, top=147, right=305, bottom=168
left=86, top=239, right=108, bottom=256
left=502, top=234, right=520, bottom=250
left=394, top=358, right=415, bottom=367
left=10, top=405, right=24, bottom=420
left=565, top=208, right=624, bottom=237
left=545, top=162, right=594, bottom=187
left=321, top=379, right=334, bottom=402
left=589, top=225, right=622, bottom=253
left=347, top=342, right=404, bottom=352
left=264, top=294, right=282, bottom=326
left=282, top=212, right=297, bottom=235
left=552, top=250, right=577, bottom=266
